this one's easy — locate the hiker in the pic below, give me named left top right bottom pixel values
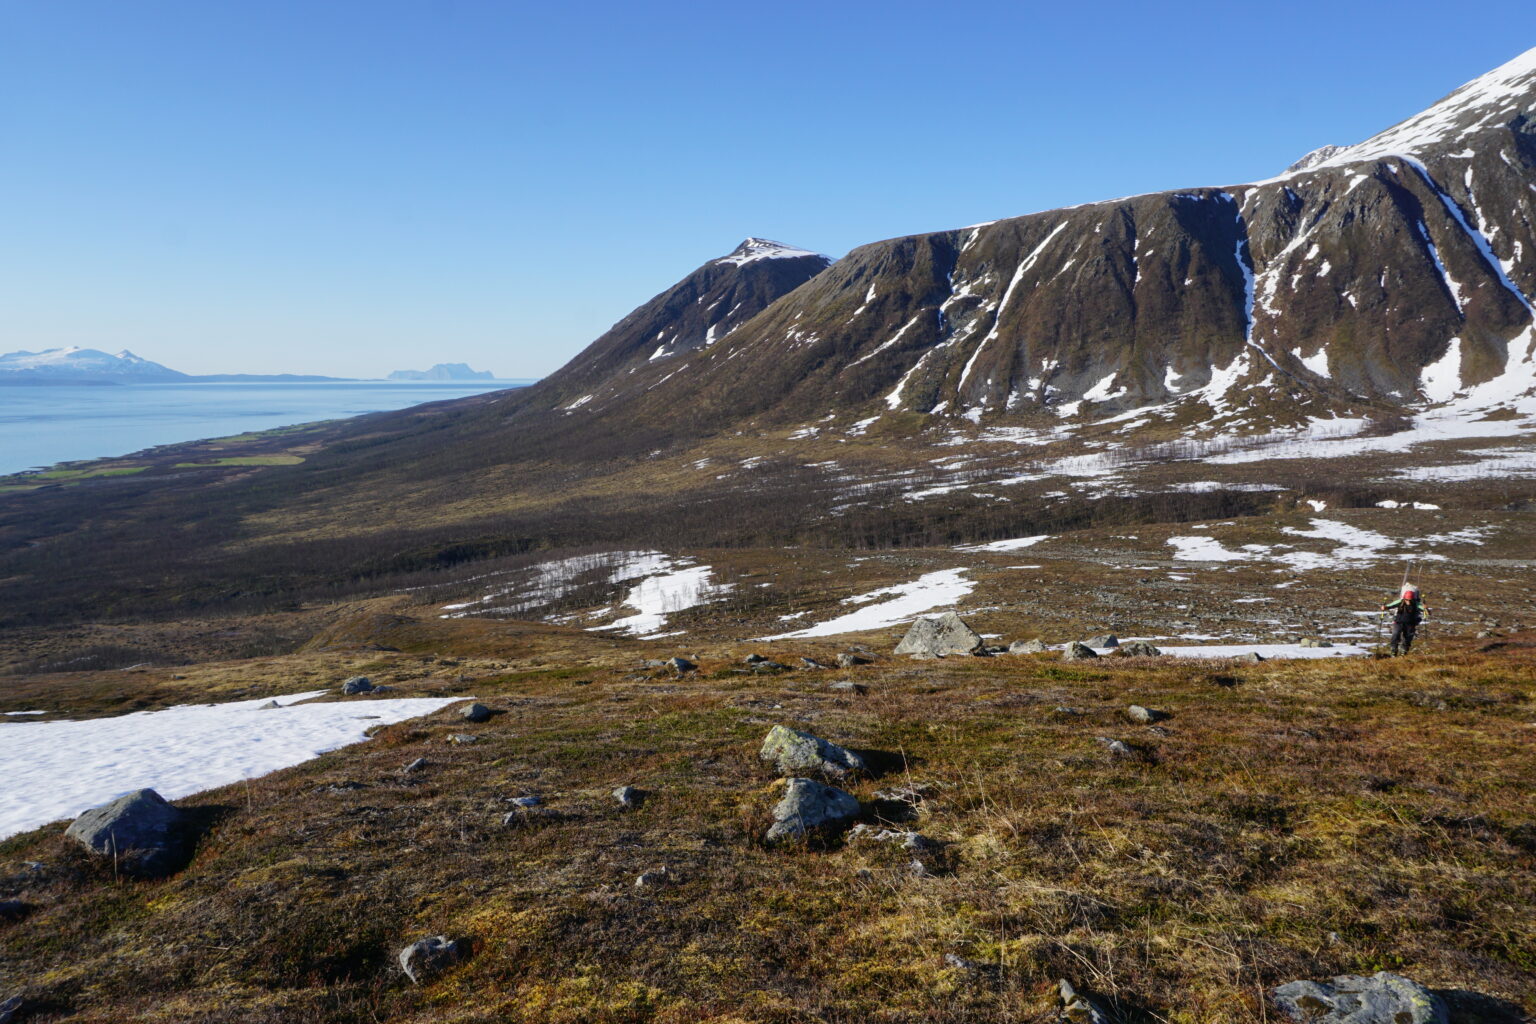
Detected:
left=1381, top=585, right=1429, bottom=655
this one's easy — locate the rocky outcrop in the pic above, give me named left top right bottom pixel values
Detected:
left=398, top=935, right=465, bottom=985
left=764, top=778, right=861, bottom=844
left=1063, top=642, right=1099, bottom=661
left=759, top=725, right=867, bottom=778
left=65, top=789, right=189, bottom=878
left=894, top=613, right=985, bottom=658
left=1271, top=971, right=1448, bottom=1023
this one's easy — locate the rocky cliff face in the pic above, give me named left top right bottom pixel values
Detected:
left=538, top=49, right=1536, bottom=438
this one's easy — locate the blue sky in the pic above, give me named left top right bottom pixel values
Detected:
left=2, top=1, right=1532, bottom=378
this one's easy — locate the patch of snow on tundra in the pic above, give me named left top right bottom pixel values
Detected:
left=0, top=691, right=466, bottom=840
left=598, top=563, right=732, bottom=638
left=758, top=569, right=974, bottom=640
left=1168, top=536, right=1260, bottom=562
left=957, top=535, right=1051, bottom=552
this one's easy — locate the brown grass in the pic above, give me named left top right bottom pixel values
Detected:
left=1, top=616, right=1532, bottom=1023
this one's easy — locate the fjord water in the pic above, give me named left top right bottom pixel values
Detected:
left=0, top=380, right=528, bottom=475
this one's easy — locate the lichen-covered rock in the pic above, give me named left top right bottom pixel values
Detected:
left=1058, top=978, right=1108, bottom=1023
left=1008, top=638, right=1048, bottom=654
left=765, top=778, right=860, bottom=844
left=1116, top=641, right=1162, bottom=657
left=340, top=676, right=373, bottom=695
left=760, top=724, right=867, bottom=778
left=1085, top=634, right=1119, bottom=648
left=613, top=785, right=643, bottom=808
left=1271, top=971, right=1448, bottom=1023
left=1063, top=642, right=1099, bottom=661
left=65, top=789, right=187, bottom=878
left=458, top=702, right=492, bottom=722
left=1126, top=704, right=1166, bottom=724
left=398, top=935, right=464, bottom=985
left=894, top=613, right=985, bottom=658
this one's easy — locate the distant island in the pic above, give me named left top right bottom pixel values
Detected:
left=0, top=347, right=352, bottom=385
left=387, top=363, right=495, bottom=381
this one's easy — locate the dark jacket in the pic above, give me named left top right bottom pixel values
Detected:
left=1383, top=597, right=1427, bottom=622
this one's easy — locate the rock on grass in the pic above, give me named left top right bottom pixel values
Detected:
left=765, top=778, right=860, bottom=844
left=1271, top=971, right=1448, bottom=1023
left=760, top=724, right=866, bottom=778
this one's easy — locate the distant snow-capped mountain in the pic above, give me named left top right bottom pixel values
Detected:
left=0, top=347, right=186, bottom=381
left=0, top=347, right=352, bottom=384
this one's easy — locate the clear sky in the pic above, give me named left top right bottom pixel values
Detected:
left=2, top=1, right=1532, bottom=378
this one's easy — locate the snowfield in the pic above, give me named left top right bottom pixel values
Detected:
left=0, top=690, right=465, bottom=841
left=758, top=569, right=974, bottom=640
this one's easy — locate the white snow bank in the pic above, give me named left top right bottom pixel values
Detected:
left=1143, top=643, right=1370, bottom=660
left=1168, top=536, right=1261, bottom=562
left=596, top=562, right=731, bottom=638
left=758, top=569, right=974, bottom=640
left=0, top=690, right=466, bottom=840
left=957, top=534, right=1051, bottom=552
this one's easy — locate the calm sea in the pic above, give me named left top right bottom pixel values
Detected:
left=0, top=380, right=532, bottom=475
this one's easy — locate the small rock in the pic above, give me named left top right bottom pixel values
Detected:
left=1095, top=737, right=1135, bottom=758
left=0, top=900, right=29, bottom=922
left=744, top=653, right=769, bottom=664
left=765, top=778, right=861, bottom=844
left=1053, top=706, right=1085, bottom=716
left=848, top=823, right=929, bottom=847
left=642, top=659, right=667, bottom=669
left=634, top=866, right=671, bottom=888
left=1116, top=641, right=1162, bottom=657
left=854, top=868, right=875, bottom=882
left=1085, top=634, right=1119, bottom=648
left=836, top=652, right=872, bottom=668
left=909, top=857, right=932, bottom=878
left=1008, top=638, right=1048, bottom=654
left=0, top=996, right=22, bottom=1024
left=446, top=733, right=479, bottom=745
left=828, top=680, right=867, bottom=695
left=398, top=935, right=464, bottom=985
left=403, top=757, right=428, bottom=773
left=945, top=952, right=999, bottom=978
left=800, top=657, right=830, bottom=670
left=894, top=612, right=986, bottom=659
left=760, top=724, right=867, bottom=778
left=257, top=700, right=283, bottom=710
left=1126, top=704, right=1165, bottom=724
left=751, top=660, right=791, bottom=672
left=458, top=702, right=492, bottom=723
left=340, top=676, right=374, bottom=695
left=1240, top=651, right=1266, bottom=663
left=1271, top=971, right=1448, bottom=1023
left=666, top=657, right=696, bottom=673
left=613, top=785, right=644, bottom=808
left=321, top=781, right=365, bottom=794
left=506, top=795, right=541, bottom=808
left=1059, top=978, right=1109, bottom=1023
left=65, top=788, right=187, bottom=878
left=1063, top=642, right=1099, bottom=661
left=873, top=783, right=932, bottom=804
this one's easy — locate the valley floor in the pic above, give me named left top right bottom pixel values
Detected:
left=1, top=573, right=1532, bottom=1023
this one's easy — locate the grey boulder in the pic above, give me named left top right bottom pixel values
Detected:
left=1085, top=634, right=1119, bottom=649
left=1271, top=971, right=1447, bottom=1023
left=398, top=935, right=464, bottom=985
left=65, top=788, right=187, bottom=877
left=765, top=778, right=861, bottom=844
left=1116, top=641, right=1162, bottom=657
left=836, top=652, right=872, bottom=668
left=760, top=724, right=866, bottom=778
left=1063, top=642, right=1099, bottom=661
left=894, top=612, right=985, bottom=659
left=340, top=676, right=374, bottom=695
left=1008, top=638, right=1048, bottom=654
left=1126, top=704, right=1166, bottom=724
left=666, top=657, right=697, bottom=673
left=0, top=996, right=21, bottom=1024
left=458, top=702, right=492, bottom=723
left=613, top=785, right=644, bottom=808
